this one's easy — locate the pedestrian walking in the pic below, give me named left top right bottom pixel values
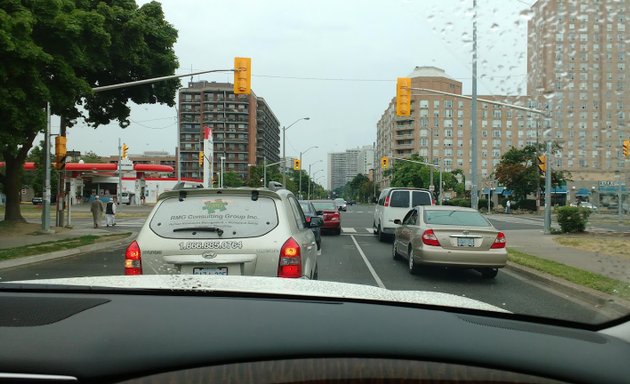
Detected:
left=505, top=199, right=511, bottom=214
left=105, top=197, right=117, bottom=227
left=90, top=196, right=103, bottom=228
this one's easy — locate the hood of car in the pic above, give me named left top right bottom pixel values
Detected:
left=6, top=275, right=509, bottom=313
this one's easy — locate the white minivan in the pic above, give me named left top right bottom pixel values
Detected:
left=373, top=188, right=434, bottom=242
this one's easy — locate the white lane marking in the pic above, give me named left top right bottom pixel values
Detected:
left=366, top=227, right=374, bottom=233
left=350, top=235, right=386, bottom=289
left=342, top=227, right=357, bottom=233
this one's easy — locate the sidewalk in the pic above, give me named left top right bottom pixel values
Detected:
left=504, top=228, right=630, bottom=283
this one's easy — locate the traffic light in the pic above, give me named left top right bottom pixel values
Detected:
left=381, top=156, right=389, bottom=169
left=122, top=143, right=129, bottom=159
left=537, top=154, right=546, bottom=174
left=233, top=57, right=251, bottom=95
left=198, top=151, right=204, bottom=166
left=396, top=77, right=411, bottom=117
left=293, top=159, right=301, bottom=170
left=624, top=140, right=630, bottom=158
left=54, top=136, right=67, bottom=170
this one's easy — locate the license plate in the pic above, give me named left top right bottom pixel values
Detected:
left=457, top=238, right=475, bottom=247
left=193, top=267, right=228, bottom=275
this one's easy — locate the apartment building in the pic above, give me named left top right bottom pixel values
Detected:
left=328, top=145, right=375, bottom=191
left=376, top=66, right=534, bottom=189
left=178, top=81, right=280, bottom=182
left=528, top=0, right=628, bottom=185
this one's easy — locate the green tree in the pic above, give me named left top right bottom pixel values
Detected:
left=22, top=141, right=58, bottom=197
left=80, top=151, right=103, bottom=163
left=495, top=145, right=571, bottom=202
left=0, top=0, right=179, bottom=222
left=223, top=172, right=244, bottom=187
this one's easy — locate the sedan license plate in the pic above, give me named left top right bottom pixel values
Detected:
left=193, top=267, right=228, bottom=275
left=457, top=238, right=475, bottom=247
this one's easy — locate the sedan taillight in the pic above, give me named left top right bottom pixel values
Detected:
left=278, top=237, right=302, bottom=278
left=490, top=232, right=507, bottom=249
left=124, top=240, right=142, bottom=275
left=421, top=229, right=441, bottom=246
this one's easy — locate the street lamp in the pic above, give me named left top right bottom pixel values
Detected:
left=298, top=146, right=318, bottom=198
left=313, top=175, right=324, bottom=199
left=309, top=169, right=323, bottom=200
left=282, top=117, right=310, bottom=186
left=307, top=160, right=323, bottom=199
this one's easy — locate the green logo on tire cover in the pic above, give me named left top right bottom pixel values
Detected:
left=203, top=199, right=228, bottom=214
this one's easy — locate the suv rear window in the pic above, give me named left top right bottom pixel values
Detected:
left=412, top=191, right=432, bottom=206
left=389, top=191, right=410, bottom=208
left=149, top=195, right=279, bottom=239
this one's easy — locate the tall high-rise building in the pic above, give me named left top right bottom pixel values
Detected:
left=376, top=66, right=531, bottom=190
left=178, top=81, right=280, bottom=182
left=528, top=0, right=628, bottom=183
left=328, top=145, right=375, bottom=191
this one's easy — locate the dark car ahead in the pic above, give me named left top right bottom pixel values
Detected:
left=299, top=200, right=322, bottom=253
left=31, top=197, right=43, bottom=205
left=311, top=200, right=341, bottom=235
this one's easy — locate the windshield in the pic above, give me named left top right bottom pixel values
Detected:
left=0, top=0, right=628, bottom=328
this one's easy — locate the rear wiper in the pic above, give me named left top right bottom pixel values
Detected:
left=173, top=226, right=224, bottom=236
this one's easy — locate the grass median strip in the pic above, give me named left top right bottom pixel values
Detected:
left=508, top=248, right=630, bottom=301
left=0, top=233, right=131, bottom=261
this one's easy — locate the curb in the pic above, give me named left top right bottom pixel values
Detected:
left=0, top=233, right=137, bottom=270
left=505, top=263, right=630, bottom=319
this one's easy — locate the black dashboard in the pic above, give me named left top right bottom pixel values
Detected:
left=0, top=288, right=629, bottom=383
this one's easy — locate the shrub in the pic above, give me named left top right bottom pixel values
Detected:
left=556, top=206, right=591, bottom=233
left=443, top=198, right=470, bottom=207
left=512, top=199, right=537, bottom=212
left=478, top=198, right=494, bottom=211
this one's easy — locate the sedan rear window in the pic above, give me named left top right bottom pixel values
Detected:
left=312, top=201, right=336, bottom=211
left=423, top=210, right=491, bottom=227
left=149, top=195, right=279, bottom=239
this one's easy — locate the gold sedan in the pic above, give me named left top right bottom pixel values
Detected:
left=392, top=206, right=507, bottom=279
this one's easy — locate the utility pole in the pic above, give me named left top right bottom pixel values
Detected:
left=118, top=138, right=122, bottom=202
left=544, top=140, right=552, bottom=234
left=470, top=0, right=479, bottom=210
left=42, top=102, right=52, bottom=232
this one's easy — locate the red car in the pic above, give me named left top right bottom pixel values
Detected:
left=311, top=200, right=341, bottom=235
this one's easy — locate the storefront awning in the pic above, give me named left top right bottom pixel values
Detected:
left=575, top=187, right=591, bottom=197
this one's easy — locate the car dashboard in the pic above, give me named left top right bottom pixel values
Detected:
left=0, top=287, right=629, bottom=384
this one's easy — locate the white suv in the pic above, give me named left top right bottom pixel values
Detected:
left=373, top=188, right=434, bottom=242
left=124, top=185, right=321, bottom=279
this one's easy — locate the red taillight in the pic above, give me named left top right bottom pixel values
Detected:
left=491, top=232, right=506, bottom=249
left=278, top=237, right=302, bottom=278
left=124, top=240, right=143, bottom=275
left=384, top=195, right=390, bottom=207
left=421, top=229, right=441, bottom=246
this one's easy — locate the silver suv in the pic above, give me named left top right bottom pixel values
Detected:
left=124, top=184, right=321, bottom=279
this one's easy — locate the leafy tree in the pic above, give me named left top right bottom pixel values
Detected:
left=495, top=145, right=571, bottom=202
left=223, top=172, right=244, bottom=187
left=22, top=141, right=58, bottom=197
left=383, top=154, right=460, bottom=199
left=0, top=0, right=179, bottom=222
left=80, top=151, right=103, bottom=163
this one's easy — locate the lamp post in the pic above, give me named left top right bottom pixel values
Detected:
left=313, top=175, right=324, bottom=199
left=307, top=160, right=323, bottom=199
left=310, top=169, right=323, bottom=200
left=299, top=146, right=318, bottom=199
left=282, top=117, right=310, bottom=186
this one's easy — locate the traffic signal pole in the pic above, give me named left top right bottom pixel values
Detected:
left=544, top=141, right=552, bottom=234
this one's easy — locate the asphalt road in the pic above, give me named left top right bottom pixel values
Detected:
left=0, top=204, right=610, bottom=323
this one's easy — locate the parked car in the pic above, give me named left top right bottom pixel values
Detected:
left=578, top=202, right=598, bottom=211
left=334, top=198, right=347, bottom=211
left=125, top=186, right=322, bottom=279
left=311, top=200, right=341, bottom=235
left=299, top=200, right=322, bottom=253
left=347, top=199, right=356, bottom=206
left=373, top=187, right=434, bottom=242
left=392, top=206, right=507, bottom=279
left=120, top=192, right=135, bottom=205
left=31, top=196, right=43, bottom=205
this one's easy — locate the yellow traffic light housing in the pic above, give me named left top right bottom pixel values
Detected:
left=396, top=77, right=411, bottom=117
left=122, top=143, right=129, bottom=159
left=198, top=151, right=204, bottom=166
left=380, top=156, right=389, bottom=169
left=55, top=136, right=67, bottom=170
left=293, top=159, right=301, bottom=170
left=537, top=154, right=546, bottom=174
left=234, top=57, right=251, bottom=95
left=623, top=140, right=630, bottom=158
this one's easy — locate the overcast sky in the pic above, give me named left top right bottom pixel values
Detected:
left=42, top=0, right=534, bottom=187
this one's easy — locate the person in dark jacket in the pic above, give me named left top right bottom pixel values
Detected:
left=105, top=197, right=117, bottom=227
